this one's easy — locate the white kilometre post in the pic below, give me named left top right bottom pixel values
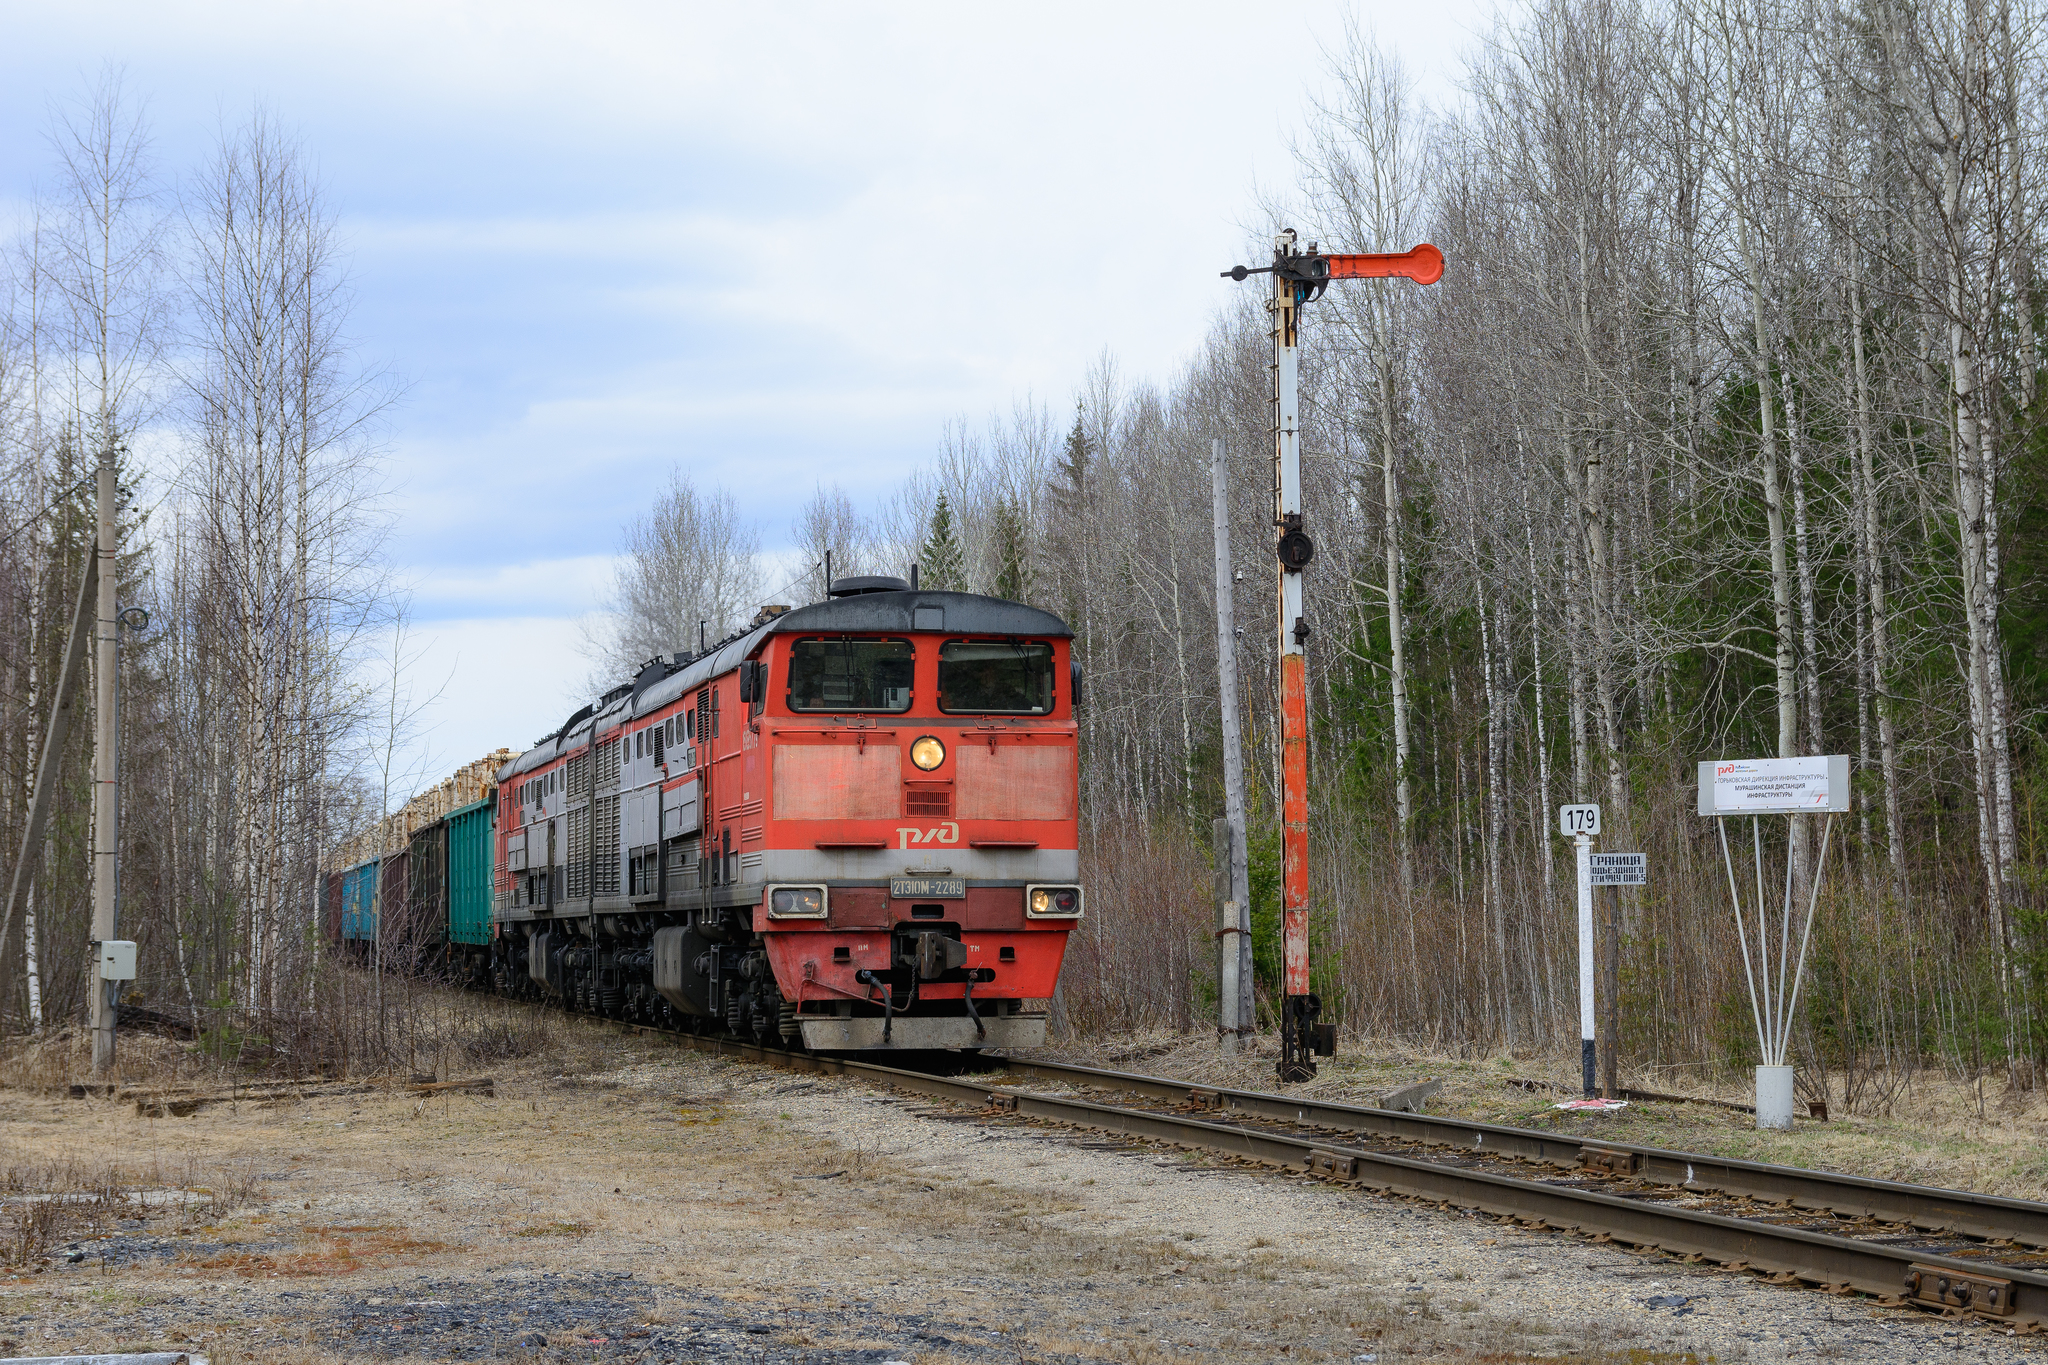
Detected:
left=1560, top=802, right=1601, bottom=1098
left=1576, top=834, right=1595, bottom=1097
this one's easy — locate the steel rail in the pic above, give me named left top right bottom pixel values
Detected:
left=630, top=1025, right=2048, bottom=1326
left=988, top=1057, right=2048, bottom=1250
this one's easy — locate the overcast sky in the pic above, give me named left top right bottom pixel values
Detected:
left=2, top=0, right=1500, bottom=797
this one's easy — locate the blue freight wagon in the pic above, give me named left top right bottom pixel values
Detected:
left=340, top=861, right=378, bottom=943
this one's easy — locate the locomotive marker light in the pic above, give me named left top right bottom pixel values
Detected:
left=1025, top=884, right=1084, bottom=918
left=1224, top=230, right=1444, bottom=1083
left=766, top=884, right=827, bottom=918
left=1698, top=755, right=1850, bottom=1129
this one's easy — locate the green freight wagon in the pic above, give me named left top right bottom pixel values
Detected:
left=447, top=796, right=495, bottom=948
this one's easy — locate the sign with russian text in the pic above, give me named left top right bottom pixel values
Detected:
left=1589, top=853, right=1647, bottom=885
left=1697, top=756, right=1851, bottom=816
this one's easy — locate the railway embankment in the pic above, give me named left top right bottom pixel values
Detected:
left=1022, top=1030, right=2048, bottom=1204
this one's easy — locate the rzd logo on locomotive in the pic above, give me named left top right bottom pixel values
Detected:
left=896, top=822, right=960, bottom=848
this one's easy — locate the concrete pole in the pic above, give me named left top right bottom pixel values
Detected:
left=1212, top=438, right=1253, bottom=1048
left=90, top=443, right=118, bottom=1073
left=1213, top=818, right=1240, bottom=1050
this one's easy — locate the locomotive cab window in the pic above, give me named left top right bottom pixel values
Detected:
left=938, top=640, right=1054, bottom=715
left=786, top=636, right=915, bottom=713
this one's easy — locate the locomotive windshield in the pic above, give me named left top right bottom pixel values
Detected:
left=786, top=636, right=915, bottom=712
left=938, top=640, right=1054, bottom=715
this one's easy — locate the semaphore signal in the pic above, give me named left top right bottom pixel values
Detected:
left=1223, top=230, right=1443, bottom=1083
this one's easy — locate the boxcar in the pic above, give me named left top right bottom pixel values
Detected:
left=340, top=861, right=378, bottom=947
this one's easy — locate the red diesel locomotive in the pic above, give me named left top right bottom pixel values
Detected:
left=490, top=577, right=1082, bottom=1051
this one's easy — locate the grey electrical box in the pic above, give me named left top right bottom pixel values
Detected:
left=98, top=940, right=137, bottom=981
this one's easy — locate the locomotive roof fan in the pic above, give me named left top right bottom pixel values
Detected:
left=828, top=575, right=911, bottom=597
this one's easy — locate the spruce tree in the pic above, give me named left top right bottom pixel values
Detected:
left=920, top=490, right=965, bottom=591
left=1052, top=405, right=1089, bottom=516
left=991, top=496, right=1031, bottom=604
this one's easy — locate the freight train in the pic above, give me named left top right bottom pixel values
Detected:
left=324, top=577, right=1083, bottom=1052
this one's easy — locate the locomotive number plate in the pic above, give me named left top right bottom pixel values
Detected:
left=891, top=877, right=965, bottom=899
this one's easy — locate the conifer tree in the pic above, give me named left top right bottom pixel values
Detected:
left=920, top=490, right=965, bottom=591
left=991, top=496, right=1031, bottom=604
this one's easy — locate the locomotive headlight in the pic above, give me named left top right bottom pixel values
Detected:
left=910, top=735, right=946, bottom=771
left=767, top=884, right=827, bottom=918
left=1026, top=884, right=1084, bottom=918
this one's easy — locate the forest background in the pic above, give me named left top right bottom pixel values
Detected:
left=4, top=0, right=2045, bottom=1107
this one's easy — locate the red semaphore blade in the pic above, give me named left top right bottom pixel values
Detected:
left=1321, top=243, right=1444, bottom=285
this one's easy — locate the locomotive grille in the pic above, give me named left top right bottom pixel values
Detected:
left=596, top=735, right=621, bottom=789
left=566, top=805, right=591, bottom=898
left=594, top=794, right=620, bottom=895
left=904, top=784, right=952, bottom=819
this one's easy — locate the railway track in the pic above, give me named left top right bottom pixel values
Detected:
left=630, top=1025, right=2048, bottom=1333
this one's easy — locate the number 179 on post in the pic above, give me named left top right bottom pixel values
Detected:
left=1559, top=803, right=1601, bottom=837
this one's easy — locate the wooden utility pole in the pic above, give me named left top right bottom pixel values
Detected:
left=90, top=441, right=119, bottom=1073
left=1212, top=438, right=1252, bottom=1051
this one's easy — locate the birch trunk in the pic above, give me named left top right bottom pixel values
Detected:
left=1848, top=252, right=1908, bottom=896
left=1375, top=310, right=1415, bottom=899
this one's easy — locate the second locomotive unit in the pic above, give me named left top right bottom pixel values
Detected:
left=489, top=576, right=1083, bottom=1050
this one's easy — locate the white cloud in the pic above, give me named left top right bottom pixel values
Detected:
left=370, top=614, right=595, bottom=799
left=404, top=553, right=619, bottom=621
left=5, top=0, right=1507, bottom=798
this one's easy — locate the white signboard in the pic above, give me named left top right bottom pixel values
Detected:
left=1697, top=756, right=1851, bottom=816
left=1589, top=853, right=1647, bottom=886
left=1558, top=803, right=1601, bottom=837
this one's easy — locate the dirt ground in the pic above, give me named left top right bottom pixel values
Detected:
left=0, top=1016, right=2039, bottom=1364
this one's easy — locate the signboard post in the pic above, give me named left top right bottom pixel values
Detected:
left=1698, top=756, right=1851, bottom=1130
left=1560, top=804, right=1600, bottom=1098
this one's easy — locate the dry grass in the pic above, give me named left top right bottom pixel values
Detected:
left=0, top=983, right=571, bottom=1096
left=0, top=1143, right=267, bottom=1271
left=0, top=1026, right=227, bottom=1096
